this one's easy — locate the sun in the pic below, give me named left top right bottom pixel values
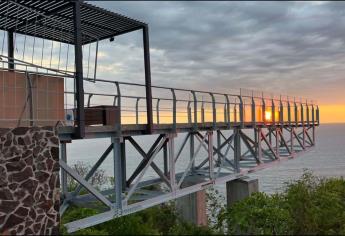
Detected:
left=265, top=111, right=272, bottom=122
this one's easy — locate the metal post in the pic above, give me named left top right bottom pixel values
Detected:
left=271, top=99, right=275, bottom=126
left=112, top=137, right=123, bottom=210
left=168, top=134, right=176, bottom=191
left=262, top=98, right=266, bottom=124
left=316, top=105, right=320, bottom=125
left=275, top=128, right=280, bottom=159
left=306, top=102, right=310, bottom=127
left=201, top=100, right=205, bottom=124
left=156, top=99, right=160, bottom=125
left=136, top=98, right=140, bottom=125
left=61, top=142, right=68, bottom=197
left=187, top=101, right=192, bottom=124
left=190, top=132, right=195, bottom=172
left=257, top=128, right=262, bottom=162
left=234, top=128, right=241, bottom=173
left=143, top=26, right=153, bottom=134
left=312, top=105, right=315, bottom=144
left=192, top=91, right=198, bottom=129
left=73, top=0, right=85, bottom=139
left=163, top=142, right=168, bottom=176
left=7, top=30, right=14, bottom=70
left=251, top=96, right=256, bottom=127
left=290, top=127, right=294, bottom=156
left=208, top=131, right=214, bottom=180
left=238, top=96, right=244, bottom=128
left=210, top=93, right=216, bottom=129
left=217, top=130, right=221, bottom=167
left=121, top=141, right=126, bottom=191
left=287, top=101, right=291, bottom=126
left=301, top=103, right=305, bottom=148
left=225, top=94, right=230, bottom=128
left=171, top=89, right=177, bottom=132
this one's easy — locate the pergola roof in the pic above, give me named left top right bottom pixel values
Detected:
left=0, top=0, right=146, bottom=44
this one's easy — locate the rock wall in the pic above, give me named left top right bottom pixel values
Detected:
left=0, top=127, right=60, bottom=235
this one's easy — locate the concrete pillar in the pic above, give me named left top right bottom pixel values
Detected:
left=176, top=190, right=207, bottom=226
left=226, top=177, right=259, bottom=206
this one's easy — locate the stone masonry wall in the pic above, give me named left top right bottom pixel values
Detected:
left=0, top=127, right=60, bottom=235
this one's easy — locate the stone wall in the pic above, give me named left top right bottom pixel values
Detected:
left=0, top=127, right=60, bottom=235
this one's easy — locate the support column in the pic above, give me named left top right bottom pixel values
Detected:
left=143, top=26, right=153, bottom=134
left=234, top=128, right=241, bottom=172
left=176, top=190, right=207, bottom=226
left=121, top=140, right=126, bottom=191
left=61, top=142, right=68, bottom=197
left=208, top=131, right=214, bottom=180
left=290, top=127, right=295, bottom=156
left=275, top=128, right=280, bottom=159
left=7, top=30, right=14, bottom=70
left=257, top=128, right=262, bottom=162
left=190, top=132, right=195, bottom=172
left=112, top=137, right=123, bottom=211
left=226, top=177, right=259, bottom=206
left=73, top=0, right=85, bottom=139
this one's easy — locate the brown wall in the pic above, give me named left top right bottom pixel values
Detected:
left=0, top=70, right=64, bottom=128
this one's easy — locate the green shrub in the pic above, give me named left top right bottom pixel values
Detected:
left=217, top=171, right=345, bottom=235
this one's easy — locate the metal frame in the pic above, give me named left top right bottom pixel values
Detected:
left=60, top=92, right=319, bottom=232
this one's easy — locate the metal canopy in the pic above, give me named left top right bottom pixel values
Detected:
left=0, top=0, right=146, bottom=44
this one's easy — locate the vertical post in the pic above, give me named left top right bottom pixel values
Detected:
left=190, top=133, right=195, bottom=172
left=238, top=96, right=244, bottom=128
left=73, top=0, right=85, bottom=139
left=7, top=30, right=14, bottom=70
left=143, top=26, right=153, bottom=133
left=271, top=99, right=275, bottom=126
left=290, top=127, right=294, bottom=156
left=156, top=99, right=160, bottom=125
left=135, top=98, right=140, bottom=125
left=217, top=130, right=221, bottom=169
left=163, top=142, right=168, bottom=176
left=208, top=131, right=214, bottom=180
left=168, top=134, right=176, bottom=191
left=287, top=101, right=291, bottom=126
left=112, top=137, right=123, bottom=210
left=301, top=103, right=305, bottom=148
left=257, top=128, right=262, bottom=162
left=61, top=142, right=68, bottom=197
left=251, top=96, right=256, bottom=127
left=192, top=91, right=198, bottom=129
left=312, top=105, right=315, bottom=144
left=121, top=140, right=126, bottom=191
left=210, top=93, right=216, bottom=129
left=275, top=128, right=280, bottom=159
left=201, top=100, right=205, bottom=123
left=234, top=128, right=241, bottom=173
left=171, top=89, right=177, bottom=132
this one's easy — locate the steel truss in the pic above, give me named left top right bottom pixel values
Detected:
left=60, top=123, right=316, bottom=232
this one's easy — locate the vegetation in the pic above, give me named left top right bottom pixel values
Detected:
left=218, top=171, right=345, bottom=235
left=62, top=165, right=345, bottom=235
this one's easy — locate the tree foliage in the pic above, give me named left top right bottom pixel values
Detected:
left=217, top=171, right=345, bottom=235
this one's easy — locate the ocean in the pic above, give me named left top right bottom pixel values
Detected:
left=66, top=123, right=345, bottom=195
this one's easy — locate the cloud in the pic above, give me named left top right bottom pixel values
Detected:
left=87, top=1, right=345, bottom=105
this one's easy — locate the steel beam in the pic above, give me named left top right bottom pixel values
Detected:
left=73, top=0, right=85, bottom=139
left=143, top=26, right=153, bottom=134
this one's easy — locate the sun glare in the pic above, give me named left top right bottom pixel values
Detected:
left=265, top=111, right=272, bottom=121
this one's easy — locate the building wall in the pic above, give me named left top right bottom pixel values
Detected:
left=0, top=70, right=64, bottom=128
left=0, top=126, right=60, bottom=235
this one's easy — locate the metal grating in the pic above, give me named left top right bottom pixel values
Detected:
left=0, top=0, right=146, bottom=44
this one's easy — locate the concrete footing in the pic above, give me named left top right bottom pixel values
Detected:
left=226, top=177, right=259, bottom=206
left=176, top=190, right=208, bottom=226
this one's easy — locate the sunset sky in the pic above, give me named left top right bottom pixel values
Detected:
left=90, top=1, right=345, bottom=123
